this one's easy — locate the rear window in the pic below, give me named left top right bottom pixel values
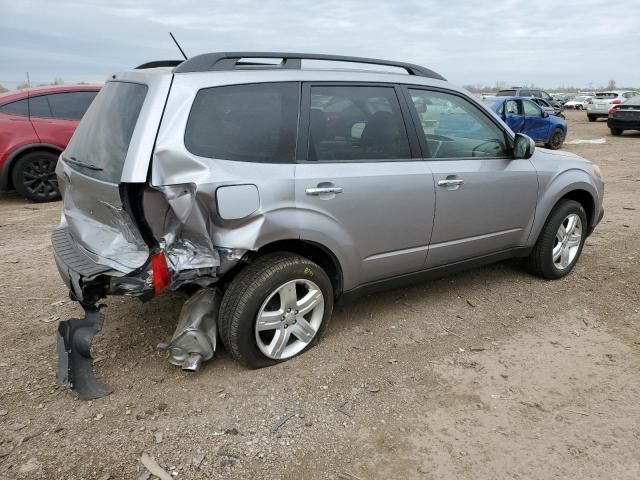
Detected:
left=185, top=82, right=299, bottom=163
left=64, top=81, right=147, bottom=183
left=595, top=92, right=617, bottom=99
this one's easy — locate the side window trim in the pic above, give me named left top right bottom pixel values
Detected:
left=297, top=81, right=421, bottom=163
left=400, top=85, right=514, bottom=161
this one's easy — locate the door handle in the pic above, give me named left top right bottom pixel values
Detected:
left=305, top=187, right=344, bottom=195
left=437, top=179, right=464, bottom=187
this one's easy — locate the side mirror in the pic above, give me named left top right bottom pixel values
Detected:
left=514, top=133, right=535, bottom=159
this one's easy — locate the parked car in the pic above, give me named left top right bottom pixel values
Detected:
left=531, top=97, right=564, bottom=118
left=607, top=95, right=640, bottom=135
left=482, top=96, right=567, bottom=149
left=0, top=85, right=100, bottom=201
left=496, top=87, right=562, bottom=109
left=564, top=95, right=592, bottom=110
left=586, top=90, right=638, bottom=121
left=52, top=52, right=604, bottom=399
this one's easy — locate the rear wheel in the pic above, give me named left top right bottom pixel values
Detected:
left=527, top=200, right=587, bottom=279
left=12, top=151, right=60, bottom=202
left=610, top=128, right=623, bottom=136
left=587, top=115, right=596, bottom=122
left=546, top=128, right=565, bottom=150
left=219, top=253, right=333, bottom=368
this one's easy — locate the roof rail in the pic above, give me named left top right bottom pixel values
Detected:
left=172, top=52, right=446, bottom=80
left=135, top=60, right=184, bottom=69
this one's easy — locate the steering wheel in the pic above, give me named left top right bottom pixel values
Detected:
left=471, top=139, right=504, bottom=157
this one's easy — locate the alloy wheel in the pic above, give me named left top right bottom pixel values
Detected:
left=22, top=157, right=58, bottom=199
left=552, top=213, right=582, bottom=270
left=254, top=279, right=324, bottom=360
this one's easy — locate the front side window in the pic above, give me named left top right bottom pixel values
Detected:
left=409, top=89, right=509, bottom=159
left=307, top=85, right=410, bottom=161
left=0, top=99, right=28, bottom=116
left=523, top=100, right=541, bottom=116
left=29, top=96, right=52, bottom=118
left=185, top=82, right=299, bottom=163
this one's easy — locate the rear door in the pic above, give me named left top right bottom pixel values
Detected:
left=522, top=99, right=550, bottom=142
left=295, top=83, right=435, bottom=286
left=57, top=74, right=172, bottom=272
left=404, top=88, right=538, bottom=268
left=29, top=91, right=97, bottom=148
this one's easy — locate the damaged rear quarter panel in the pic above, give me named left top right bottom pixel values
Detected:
left=148, top=73, right=299, bottom=277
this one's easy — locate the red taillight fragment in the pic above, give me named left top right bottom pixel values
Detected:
left=610, top=99, right=622, bottom=104
left=608, top=106, right=619, bottom=115
left=587, top=99, right=593, bottom=104
left=151, top=250, right=171, bottom=295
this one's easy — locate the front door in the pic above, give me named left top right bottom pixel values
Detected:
left=522, top=99, right=550, bottom=142
left=405, top=88, right=538, bottom=268
left=295, top=83, right=435, bottom=289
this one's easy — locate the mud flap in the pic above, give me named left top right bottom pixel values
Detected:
left=56, top=305, right=113, bottom=400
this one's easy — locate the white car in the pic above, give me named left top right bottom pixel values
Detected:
left=564, top=96, right=592, bottom=110
left=587, top=91, right=638, bottom=121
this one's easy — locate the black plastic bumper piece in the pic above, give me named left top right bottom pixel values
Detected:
left=57, top=305, right=112, bottom=400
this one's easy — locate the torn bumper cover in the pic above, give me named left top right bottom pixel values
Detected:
left=56, top=305, right=112, bottom=400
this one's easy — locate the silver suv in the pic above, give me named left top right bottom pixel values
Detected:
left=586, top=90, right=638, bottom=121
left=52, top=53, right=604, bottom=399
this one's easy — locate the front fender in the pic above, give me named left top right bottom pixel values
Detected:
left=528, top=167, right=601, bottom=244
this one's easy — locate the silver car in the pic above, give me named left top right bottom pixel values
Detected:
left=52, top=53, right=604, bottom=399
left=587, top=90, right=638, bottom=121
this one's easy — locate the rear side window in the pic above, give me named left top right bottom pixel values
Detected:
left=496, top=90, right=517, bottom=96
left=519, top=89, right=532, bottom=97
left=0, top=99, right=28, bottom=116
left=65, top=82, right=147, bottom=183
left=185, top=82, right=299, bottom=163
left=48, top=92, right=98, bottom=120
left=307, top=85, right=410, bottom=161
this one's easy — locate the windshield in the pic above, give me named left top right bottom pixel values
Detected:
left=64, top=81, right=148, bottom=183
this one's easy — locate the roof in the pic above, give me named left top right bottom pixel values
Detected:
left=0, top=84, right=101, bottom=104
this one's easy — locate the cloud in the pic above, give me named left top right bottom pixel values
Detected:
left=0, top=0, right=638, bottom=88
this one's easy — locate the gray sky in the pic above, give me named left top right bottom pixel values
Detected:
left=1, top=0, right=639, bottom=89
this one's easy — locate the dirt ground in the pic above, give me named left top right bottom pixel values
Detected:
left=0, top=110, right=638, bottom=480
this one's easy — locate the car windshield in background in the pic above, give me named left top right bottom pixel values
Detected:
left=64, top=81, right=147, bottom=183
left=595, top=93, right=617, bottom=99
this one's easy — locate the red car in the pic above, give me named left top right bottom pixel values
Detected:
left=0, top=85, right=101, bottom=201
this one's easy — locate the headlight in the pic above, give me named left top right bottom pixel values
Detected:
left=592, top=164, right=602, bottom=178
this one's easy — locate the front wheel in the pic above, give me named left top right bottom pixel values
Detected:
left=587, top=115, right=596, bottom=122
left=218, top=253, right=333, bottom=368
left=12, top=151, right=61, bottom=202
left=546, top=128, right=565, bottom=150
left=610, top=128, right=623, bottom=136
left=527, top=200, right=587, bottom=279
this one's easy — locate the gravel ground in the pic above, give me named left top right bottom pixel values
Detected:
left=0, top=110, right=638, bottom=479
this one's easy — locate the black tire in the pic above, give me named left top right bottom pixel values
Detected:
left=527, top=199, right=587, bottom=280
left=610, top=128, right=623, bottom=136
left=587, top=115, right=596, bottom=122
left=545, top=128, right=565, bottom=150
left=12, top=151, right=60, bottom=202
left=218, top=253, right=334, bottom=368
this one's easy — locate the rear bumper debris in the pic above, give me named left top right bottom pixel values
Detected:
left=57, top=304, right=112, bottom=400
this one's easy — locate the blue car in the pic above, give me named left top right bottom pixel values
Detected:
left=482, top=96, right=567, bottom=150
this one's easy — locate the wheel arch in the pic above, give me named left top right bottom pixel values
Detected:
left=0, top=143, right=63, bottom=190
left=532, top=185, right=598, bottom=245
left=256, top=239, right=344, bottom=300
